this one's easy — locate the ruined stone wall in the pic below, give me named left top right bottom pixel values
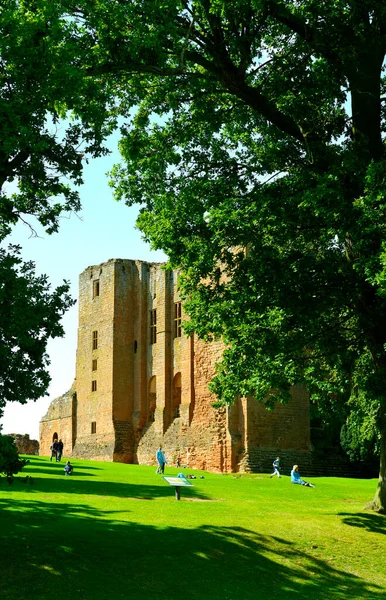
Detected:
left=71, top=259, right=165, bottom=462
left=8, top=434, right=39, bottom=456
left=226, top=397, right=247, bottom=471
left=136, top=265, right=174, bottom=463
left=112, top=261, right=134, bottom=462
left=230, top=386, right=310, bottom=472
left=136, top=316, right=229, bottom=473
left=187, top=337, right=228, bottom=471
left=72, top=261, right=116, bottom=460
left=131, top=262, right=151, bottom=441
left=245, top=384, right=310, bottom=451
left=39, top=388, right=75, bottom=457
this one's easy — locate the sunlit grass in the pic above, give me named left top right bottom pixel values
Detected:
left=0, top=456, right=385, bottom=600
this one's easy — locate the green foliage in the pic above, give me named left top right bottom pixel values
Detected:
left=341, top=393, right=381, bottom=462
left=0, top=245, right=75, bottom=414
left=0, top=434, right=28, bottom=480
left=63, top=0, right=386, bottom=507
left=3, top=1, right=382, bottom=500
left=90, top=2, right=386, bottom=409
left=0, top=0, right=116, bottom=237
left=339, top=351, right=384, bottom=462
left=0, top=0, right=116, bottom=410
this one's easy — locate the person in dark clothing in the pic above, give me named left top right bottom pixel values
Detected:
left=57, top=439, right=64, bottom=462
left=50, top=440, right=59, bottom=462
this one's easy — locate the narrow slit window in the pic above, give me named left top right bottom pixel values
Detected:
left=92, top=330, right=98, bottom=350
left=150, top=309, right=157, bottom=344
left=174, top=302, right=182, bottom=338
left=91, top=380, right=97, bottom=392
left=91, top=421, right=96, bottom=434
left=92, top=359, right=98, bottom=371
left=93, top=279, right=100, bottom=298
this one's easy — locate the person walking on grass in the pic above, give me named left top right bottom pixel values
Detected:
left=270, top=457, right=281, bottom=478
left=57, top=439, right=64, bottom=462
left=156, top=446, right=167, bottom=474
left=290, top=465, right=314, bottom=487
left=50, top=440, right=58, bottom=462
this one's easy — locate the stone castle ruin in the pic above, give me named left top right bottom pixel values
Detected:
left=8, top=433, right=39, bottom=456
left=40, top=259, right=311, bottom=472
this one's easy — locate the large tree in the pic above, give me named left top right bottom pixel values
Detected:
left=0, top=1, right=114, bottom=411
left=72, top=0, right=386, bottom=511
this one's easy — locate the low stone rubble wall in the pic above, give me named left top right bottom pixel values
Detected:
left=8, top=433, right=39, bottom=456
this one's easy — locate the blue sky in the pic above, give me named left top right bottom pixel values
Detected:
left=0, top=133, right=166, bottom=440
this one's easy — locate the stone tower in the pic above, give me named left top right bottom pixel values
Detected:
left=40, top=258, right=311, bottom=472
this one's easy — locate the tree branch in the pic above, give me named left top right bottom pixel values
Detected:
left=265, top=0, right=343, bottom=66
left=5, top=149, right=30, bottom=176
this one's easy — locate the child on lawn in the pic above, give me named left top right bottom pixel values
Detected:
left=270, top=457, right=281, bottom=478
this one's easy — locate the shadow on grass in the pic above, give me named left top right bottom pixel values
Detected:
left=0, top=496, right=384, bottom=600
left=0, top=471, right=207, bottom=501
left=338, top=511, right=386, bottom=535
left=15, top=466, right=97, bottom=478
left=23, top=457, right=102, bottom=471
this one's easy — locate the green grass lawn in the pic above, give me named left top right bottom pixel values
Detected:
left=0, top=457, right=385, bottom=600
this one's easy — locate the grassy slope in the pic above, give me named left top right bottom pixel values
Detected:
left=0, top=457, right=385, bottom=600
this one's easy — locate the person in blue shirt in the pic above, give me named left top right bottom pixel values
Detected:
left=291, top=465, right=314, bottom=487
left=156, top=446, right=167, bottom=474
left=64, top=461, right=73, bottom=476
left=270, top=457, right=281, bottom=478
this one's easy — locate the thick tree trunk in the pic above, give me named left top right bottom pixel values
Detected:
left=348, top=41, right=384, bottom=161
left=366, top=421, right=386, bottom=513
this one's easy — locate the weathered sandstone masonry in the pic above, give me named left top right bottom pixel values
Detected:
left=8, top=434, right=39, bottom=456
left=40, top=388, right=76, bottom=456
left=40, top=259, right=311, bottom=472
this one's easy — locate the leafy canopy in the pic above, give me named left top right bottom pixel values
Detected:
left=0, top=0, right=117, bottom=237
left=73, top=1, right=386, bottom=419
left=15, top=0, right=384, bottom=509
left=0, top=0, right=116, bottom=410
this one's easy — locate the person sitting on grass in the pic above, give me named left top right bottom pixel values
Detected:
left=64, top=461, right=73, bottom=476
left=290, top=465, right=314, bottom=487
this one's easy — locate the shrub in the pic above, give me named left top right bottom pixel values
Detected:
left=0, top=435, right=28, bottom=481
